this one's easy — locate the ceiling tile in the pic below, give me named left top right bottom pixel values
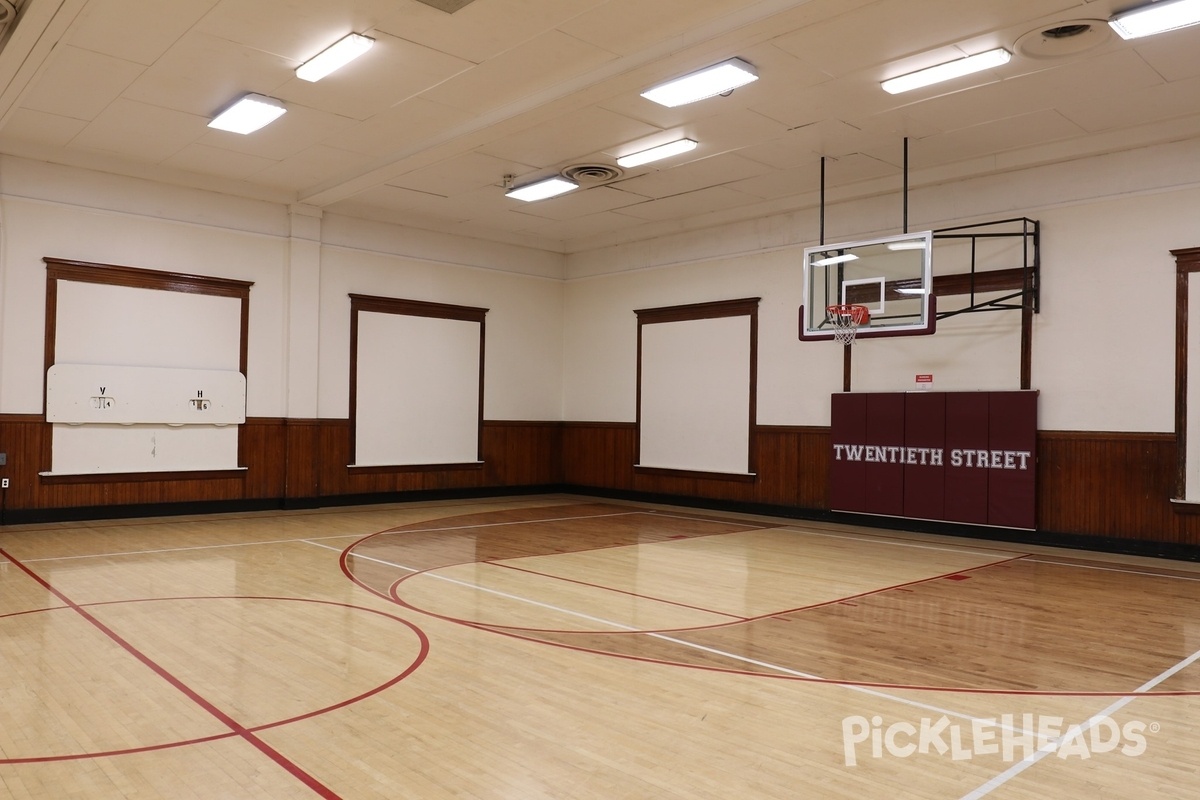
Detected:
left=1057, top=74, right=1200, bottom=133
left=122, top=32, right=292, bottom=117
left=419, top=30, right=619, bottom=114
left=478, top=107, right=659, bottom=168
left=0, top=108, right=89, bottom=148
left=557, top=0, right=751, bottom=56
left=161, top=142, right=280, bottom=181
left=611, top=152, right=772, bottom=199
left=21, top=45, right=144, bottom=121
left=1133, top=38, right=1200, bottom=82
left=195, top=0, right=401, bottom=61
left=915, top=108, right=1085, bottom=165
left=251, top=145, right=373, bottom=192
left=611, top=185, right=760, bottom=220
left=892, top=49, right=1163, bottom=136
left=66, top=0, right=220, bottom=66
left=332, top=97, right=475, bottom=157
left=69, top=99, right=206, bottom=162
left=374, top=0, right=607, bottom=62
left=507, top=185, right=650, bottom=220
left=388, top=151, right=538, bottom=196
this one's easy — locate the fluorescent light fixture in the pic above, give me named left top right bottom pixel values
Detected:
left=895, top=288, right=928, bottom=295
left=1109, top=0, right=1200, bottom=39
left=617, top=138, right=698, bottom=168
left=881, top=48, right=1011, bottom=95
left=641, top=57, right=758, bottom=107
left=886, top=240, right=928, bottom=251
left=296, top=33, right=375, bottom=82
left=505, top=176, right=579, bottom=202
left=208, top=93, right=286, bottom=134
left=811, top=253, right=859, bottom=267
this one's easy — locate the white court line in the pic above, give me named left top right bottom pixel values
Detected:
left=1023, top=557, right=1200, bottom=583
left=20, top=510, right=641, bottom=563
left=959, top=646, right=1200, bottom=799
left=318, top=540, right=1032, bottom=736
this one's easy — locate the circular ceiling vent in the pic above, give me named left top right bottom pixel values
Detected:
left=1016, top=19, right=1112, bottom=59
left=561, top=163, right=624, bottom=184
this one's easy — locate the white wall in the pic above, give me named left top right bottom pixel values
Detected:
left=563, top=142, right=1200, bottom=433
left=2, top=139, right=1198, bottom=439
left=0, top=157, right=565, bottom=427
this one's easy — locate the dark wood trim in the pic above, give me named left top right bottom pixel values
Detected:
left=482, top=420, right=563, bottom=428
left=755, top=424, right=835, bottom=434
left=0, top=414, right=45, bottom=423
left=634, top=297, right=760, bottom=479
left=634, top=296, right=761, bottom=324
left=348, top=294, right=489, bottom=469
left=564, top=420, right=635, bottom=429
left=634, top=465, right=757, bottom=482
left=348, top=293, right=487, bottom=322
left=43, top=259, right=254, bottom=296
left=1174, top=248, right=1200, bottom=499
left=348, top=462, right=485, bottom=475
left=40, top=469, right=248, bottom=485
left=1039, top=430, right=1173, bottom=442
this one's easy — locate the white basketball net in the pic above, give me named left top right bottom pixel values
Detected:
left=828, top=305, right=868, bottom=346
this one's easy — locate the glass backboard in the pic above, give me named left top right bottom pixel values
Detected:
left=800, top=230, right=934, bottom=340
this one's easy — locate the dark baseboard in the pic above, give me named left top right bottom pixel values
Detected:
left=1, top=497, right=283, bottom=525
left=564, top=485, right=1200, bottom=564
left=0, top=485, right=564, bottom=525
left=6, top=483, right=1199, bottom=564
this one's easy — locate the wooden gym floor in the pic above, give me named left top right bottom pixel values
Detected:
left=1, top=494, right=1199, bottom=798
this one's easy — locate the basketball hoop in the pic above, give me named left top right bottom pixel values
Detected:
left=826, top=304, right=870, bottom=345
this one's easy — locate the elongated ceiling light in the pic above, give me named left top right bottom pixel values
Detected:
left=617, top=138, right=698, bottom=168
left=296, top=33, right=375, bottom=81
left=1109, top=0, right=1200, bottom=39
left=881, top=48, right=1011, bottom=94
left=505, top=176, right=579, bottom=202
left=208, top=93, right=286, bottom=134
left=811, top=253, right=859, bottom=267
left=641, top=57, right=758, bottom=107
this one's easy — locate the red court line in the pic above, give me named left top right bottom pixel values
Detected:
left=0, top=547, right=343, bottom=799
left=486, top=561, right=747, bottom=620
left=372, top=547, right=1033, bottom=638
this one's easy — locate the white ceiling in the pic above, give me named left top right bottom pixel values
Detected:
left=0, top=0, right=1197, bottom=253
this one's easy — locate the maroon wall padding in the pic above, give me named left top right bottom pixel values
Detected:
left=987, top=391, right=1038, bottom=529
left=829, top=390, right=1038, bottom=529
left=830, top=392, right=868, bottom=512
left=864, top=393, right=906, bottom=516
left=944, top=393, right=991, bottom=525
left=903, top=391, right=946, bottom=520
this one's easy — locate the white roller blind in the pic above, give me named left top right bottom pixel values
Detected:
left=354, top=311, right=482, bottom=466
left=639, top=314, right=752, bottom=475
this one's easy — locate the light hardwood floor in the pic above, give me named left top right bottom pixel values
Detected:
left=2, top=495, right=1199, bottom=798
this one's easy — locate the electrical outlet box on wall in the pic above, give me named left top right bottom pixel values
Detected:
left=46, top=364, right=246, bottom=425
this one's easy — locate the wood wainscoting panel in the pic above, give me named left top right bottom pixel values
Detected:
left=1037, top=430, right=1179, bottom=542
